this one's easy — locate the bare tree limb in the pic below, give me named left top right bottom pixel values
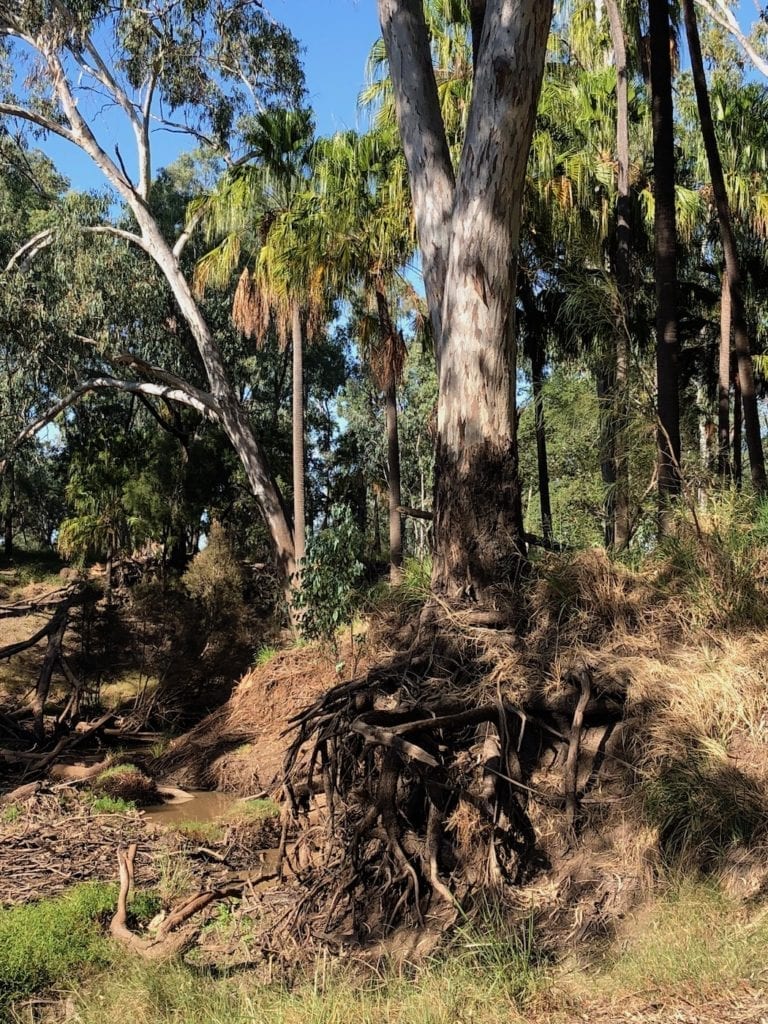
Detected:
left=5, top=225, right=149, bottom=272
left=0, top=376, right=220, bottom=473
left=694, top=0, right=768, bottom=78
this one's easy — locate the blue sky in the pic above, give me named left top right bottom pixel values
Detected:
left=43, top=0, right=381, bottom=195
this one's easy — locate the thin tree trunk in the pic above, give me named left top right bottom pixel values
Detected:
left=3, top=461, right=14, bottom=562
left=733, top=368, right=743, bottom=489
left=373, top=284, right=403, bottom=581
left=718, top=272, right=732, bottom=480
left=32, top=609, right=68, bottom=746
left=606, top=0, right=631, bottom=550
left=531, top=339, right=553, bottom=546
left=649, top=0, right=682, bottom=533
left=681, top=0, right=767, bottom=494
left=597, top=368, right=617, bottom=548
left=291, top=302, right=306, bottom=569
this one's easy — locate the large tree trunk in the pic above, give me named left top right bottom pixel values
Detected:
left=649, top=0, right=682, bottom=533
left=718, top=272, right=732, bottom=480
left=606, top=0, right=631, bottom=550
left=291, top=302, right=306, bottom=568
left=380, top=0, right=553, bottom=601
left=681, top=0, right=767, bottom=494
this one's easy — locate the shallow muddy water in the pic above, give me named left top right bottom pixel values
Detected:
left=143, top=788, right=237, bottom=825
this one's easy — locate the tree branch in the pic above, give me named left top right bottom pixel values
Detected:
left=173, top=205, right=206, bottom=261
left=0, top=376, right=220, bottom=471
left=4, top=225, right=150, bottom=272
left=694, top=0, right=768, bottom=78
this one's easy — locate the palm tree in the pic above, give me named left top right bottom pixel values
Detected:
left=311, top=128, right=414, bottom=580
left=195, top=109, right=319, bottom=572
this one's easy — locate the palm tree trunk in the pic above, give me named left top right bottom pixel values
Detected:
left=649, top=0, right=682, bottom=533
left=373, top=284, right=403, bottom=581
left=291, top=302, right=306, bottom=568
left=606, top=0, right=631, bottom=550
left=681, top=0, right=767, bottom=495
left=718, top=272, right=732, bottom=480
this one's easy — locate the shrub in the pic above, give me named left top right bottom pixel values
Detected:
left=292, top=505, right=364, bottom=645
left=182, top=523, right=245, bottom=629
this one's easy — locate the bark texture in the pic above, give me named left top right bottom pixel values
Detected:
left=681, top=0, right=766, bottom=494
left=718, top=272, right=732, bottom=480
left=373, top=286, right=404, bottom=580
left=431, top=0, right=553, bottom=599
left=649, top=0, right=682, bottom=531
left=606, top=0, right=631, bottom=550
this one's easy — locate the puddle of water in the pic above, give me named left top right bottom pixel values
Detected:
left=143, top=789, right=237, bottom=826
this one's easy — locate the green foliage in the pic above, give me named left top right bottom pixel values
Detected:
left=0, top=882, right=116, bottom=1011
left=128, top=891, right=164, bottom=930
left=292, top=505, right=365, bottom=644
left=182, top=523, right=245, bottom=628
left=1, top=804, right=21, bottom=823
left=88, top=795, right=137, bottom=814
left=227, top=797, right=280, bottom=824
left=252, top=644, right=279, bottom=668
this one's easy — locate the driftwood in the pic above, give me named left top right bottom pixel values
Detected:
left=110, top=843, right=243, bottom=958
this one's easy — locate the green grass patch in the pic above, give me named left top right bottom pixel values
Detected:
left=0, top=882, right=116, bottom=1013
left=173, top=820, right=226, bottom=843
left=89, top=795, right=137, bottom=814
left=589, top=878, right=768, bottom=998
left=226, top=797, right=280, bottom=824
left=96, top=762, right=141, bottom=781
left=1, top=804, right=22, bottom=824
left=252, top=644, right=279, bottom=668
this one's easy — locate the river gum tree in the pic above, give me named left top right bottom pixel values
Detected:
left=0, top=1, right=303, bottom=593
left=378, top=0, right=554, bottom=602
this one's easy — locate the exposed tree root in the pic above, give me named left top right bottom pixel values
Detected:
left=110, top=842, right=244, bottom=959
left=280, top=615, right=623, bottom=942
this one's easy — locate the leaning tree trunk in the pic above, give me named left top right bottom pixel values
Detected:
left=649, top=0, right=682, bottom=534
left=606, top=0, right=631, bottom=550
left=681, top=0, right=767, bottom=495
left=373, top=284, right=404, bottom=582
left=718, top=273, right=732, bottom=480
left=291, top=302, right=306, bottom=569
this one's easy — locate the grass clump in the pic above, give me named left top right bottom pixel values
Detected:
left=1, top=804, right=22, bottom=824
left=0, top=882, right=116, bottom=1012
left=173, top=820, right=226, bottom=844
left=252, top=644, right=279, bottom=668
left=586, top=878, right=768, bottom=1000
left=642, top=746, right=768, bottom=867
left=227, top=797, right=280, bottom=824
left=89, top=795, right=137, bottom=814
left=93, top=763, right=158, bottom=806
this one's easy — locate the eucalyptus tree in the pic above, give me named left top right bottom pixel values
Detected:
left=379, top=0, right=553, bottom=602
left=0, top=0, right=304, bottom=595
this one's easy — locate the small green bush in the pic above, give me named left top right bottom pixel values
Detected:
left=292, top=505, right=364, bottom=645
left=0, top=882, right=116, bottom=1011
left=183, top=523, right=245, bottom=629
left=1, top=804, right=22, bottom=824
